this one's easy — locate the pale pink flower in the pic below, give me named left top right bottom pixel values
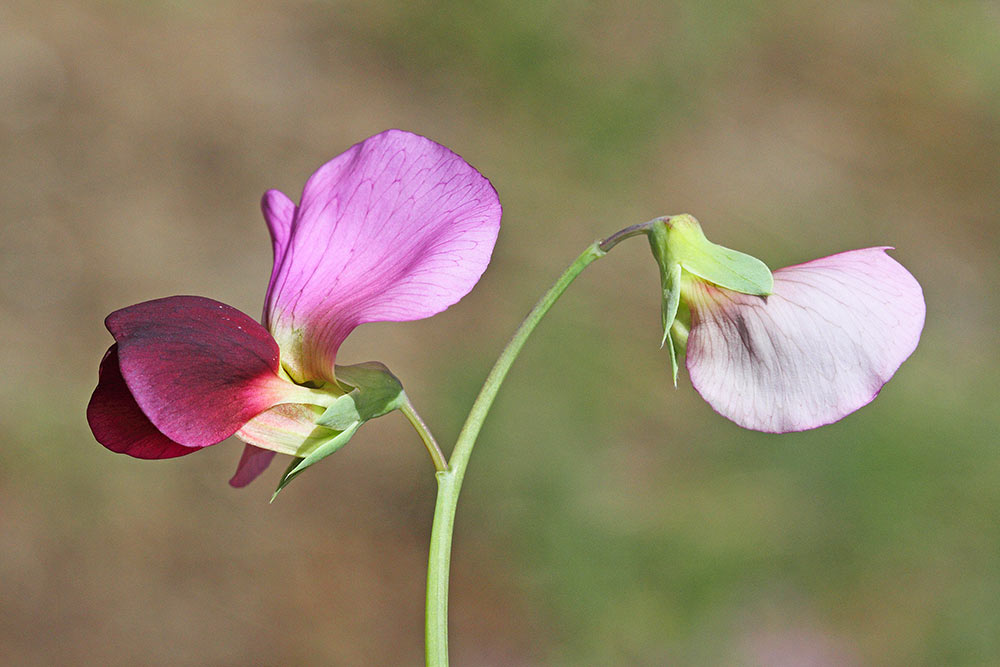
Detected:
left=683, top=247, right=924, bottom=432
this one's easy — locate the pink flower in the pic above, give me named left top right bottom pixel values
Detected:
left=682, top=247, right=925, bottom=432
left=87, top=130, right=501, bottom=486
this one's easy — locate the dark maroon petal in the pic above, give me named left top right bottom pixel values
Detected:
left=87, top=345, right=196, bottom=459
left=107, top=295, right=306, bottom=447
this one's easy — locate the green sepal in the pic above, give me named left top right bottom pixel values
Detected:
left=667, top=302, right=691, bottom=387
left=318, top=362, right=406, bottom=429
left=665, top=328, right=679, bottom=387
left=647, top=221, right=684, bottom=384
left=272, top=423, right=361, bottom=500
left=645, top=215, right=770, bottom=385
left=665, top=214, right=772, bottom=296
left=272, top=361, right=406, bottom=499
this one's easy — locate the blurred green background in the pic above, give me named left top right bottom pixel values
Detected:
left=2, top=1, right=998, bottom=664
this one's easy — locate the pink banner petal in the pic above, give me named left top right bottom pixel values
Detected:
left=264, top=129, right=502, bottom=383
left=107, top=295, right=308, bottom=447
left=87, top=345, right=196, bottom=459
left=685, top=248, right=925, bottom=432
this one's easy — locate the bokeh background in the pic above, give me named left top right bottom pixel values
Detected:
left=2, top=1, right=998, bottom=664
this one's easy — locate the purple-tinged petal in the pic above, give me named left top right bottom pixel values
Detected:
left=685, top=248, right=925, bottom=432
left=108, top=295, right=318, bottom=447
left=229, top=445, right=277, bottom=488
left=87, top=345, right=196, bottom=459
left=264, top=129, right=502, bottom=383
left=261, top=188, right=296, bottom=327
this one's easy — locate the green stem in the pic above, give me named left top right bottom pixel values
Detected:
left=425, top=227, right=642, bottom=665
left=449, top=242, right=605, bottom=482
left=425, top=470, right=457, bottom=665
left=401, top=395, right=449, bottom=473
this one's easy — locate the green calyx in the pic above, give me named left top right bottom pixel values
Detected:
left=646, top=214, right=772, bottom=384
left=273, top=361, right=406, bottom=498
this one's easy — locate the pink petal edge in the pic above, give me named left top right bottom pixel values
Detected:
left=685, top=247, right=925, bottom=432
left=263, top=129, right=502, bottom=383
left=261, top=188, right=296, bottom=329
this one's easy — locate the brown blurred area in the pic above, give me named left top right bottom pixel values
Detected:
left=2, top=1, right=998, bottom=664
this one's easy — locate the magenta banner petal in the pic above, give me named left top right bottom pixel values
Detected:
left=229, top=444, right=277, bottom=488
left=87, top=345, right=196, bottom=459
left=264, top=129, right=502, bottom=383
left=107, top=295, right=309, bottom=447
left=685, top=248, right=925, bottom=432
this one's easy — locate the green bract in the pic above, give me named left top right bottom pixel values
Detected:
left=646, top=214, right=773, bottom=383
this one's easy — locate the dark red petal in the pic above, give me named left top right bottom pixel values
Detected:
left=107, top=295, right=300, bottom=447
left=86, top=345, right=196, bottom=459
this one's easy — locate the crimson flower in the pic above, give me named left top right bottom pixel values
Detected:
left=87, top=130, right=501, bottom=486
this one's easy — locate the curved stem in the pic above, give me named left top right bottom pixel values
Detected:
left=425, top=227, right=644, bottom=665
left=401, top=395, right=449, bottom=473
left=447, top=242, right=605, bottom=482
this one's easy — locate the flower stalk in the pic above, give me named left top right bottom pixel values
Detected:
left=425, top=238, right=613, bottom=666
left=401, top=396, right=448, bottom=473
left=423, top=213, right=924, bottom=661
